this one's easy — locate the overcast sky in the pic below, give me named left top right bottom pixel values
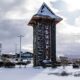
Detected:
left=0, top=0, right=80, bottom=56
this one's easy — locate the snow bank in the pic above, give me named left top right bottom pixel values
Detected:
left=0, top=65, right=80, bottom=80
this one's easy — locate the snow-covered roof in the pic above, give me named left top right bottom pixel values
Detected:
left=37, top=3, right=59, bottom=19
left=28, top=3, right=62, bottom=25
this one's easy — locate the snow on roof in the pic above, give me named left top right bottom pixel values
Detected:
left=36, top=3, right=62, bottom=21
left=28, top=3, right=62, bottom=25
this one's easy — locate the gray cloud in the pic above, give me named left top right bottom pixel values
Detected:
left=0, top=20, right=26, bottom=40
left=0, top=0, right=27, bottom=19
left=0, top=0, right=25, bottom=11
left=50, top=0, right=67, bottom=11
left=56, top=33, right=80, bottom=56
left=0, top=19, right=33, bottom=53
left=50, top=0, right=80, bottom=25
left=0, top=0, right=33, bottom=53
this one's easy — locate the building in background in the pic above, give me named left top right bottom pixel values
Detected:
left=16, top=52, right=33, bottom=61
left=28, top=3, right=62, bottom=67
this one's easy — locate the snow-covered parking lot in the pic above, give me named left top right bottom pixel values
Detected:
left=0, top=64, right=80, bottom=80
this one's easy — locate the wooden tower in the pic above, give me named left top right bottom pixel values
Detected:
left=28, top=3, right=62, bottom=67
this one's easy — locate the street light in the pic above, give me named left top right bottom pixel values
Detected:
left=18, top=35, right=24, bottom=61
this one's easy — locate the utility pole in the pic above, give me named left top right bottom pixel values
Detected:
left=15, top=44, right=17, bottom=60
left=18, top=35, right=24, bottom=61
left=15, top=44, right=17, bottom=54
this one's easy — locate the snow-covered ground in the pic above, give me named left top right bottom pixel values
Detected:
left=0, top=63, right=80, bottom=80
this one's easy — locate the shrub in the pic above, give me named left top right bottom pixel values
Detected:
left=73, top=64, right=79, bottom=68
left=4, top=62, right=15, bottom=68
left=0, top=61, right=3, bottom=67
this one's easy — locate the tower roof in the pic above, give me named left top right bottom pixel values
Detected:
left=28, top=3, right=62, bottom=25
